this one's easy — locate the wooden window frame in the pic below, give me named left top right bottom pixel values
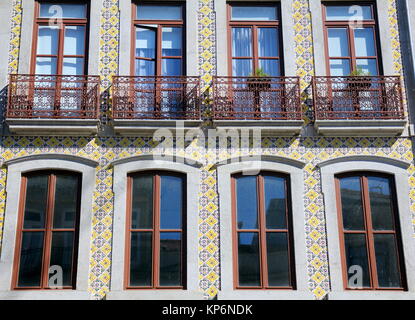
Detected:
left=131, top=1, right=186, bottom=76
left=125, top=171, right=187, bottom=290
left=12, top=170, right=82, bottom=290
left=322, top=1, right=383, bottom=76
left=335, top=172, right=407, bottom=291
left=231, top=172, right=296, bottom=290
left=226, top=2, right=284, bottom=76
left=30, top=0, right=90, bottom=76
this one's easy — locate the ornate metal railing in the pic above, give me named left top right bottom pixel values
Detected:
left=7, top=74, right=100, bottom=119
left=112, top=76, right=201, bottom=120
left=212, top=76, right=302, bottom=120
left=313, top=76, right=404, bottom=120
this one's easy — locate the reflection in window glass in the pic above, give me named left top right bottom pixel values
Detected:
left=137, top=5, right=182, bottom=20
left=40, top=3, right=87, bottom=19
left=232, top=6, right=277, bottom=21
left=328, top=28, right=349, bottom=57
left=326, top=5, right=372, bottom=21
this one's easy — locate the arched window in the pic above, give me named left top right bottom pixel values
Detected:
left=231, top=172, right=295, bottom=289
left=13, top=171, right=81, bottom=289
left=335, top=173, right=406, bottom=290
left=126, top=171, right=186, bottom=289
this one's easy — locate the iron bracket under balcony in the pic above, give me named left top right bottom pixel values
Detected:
left=111, top=76, right=202, bottom=136
left=313, top=76, right=407, bottom=136
left=6, top=74, right=100, bottom=136
left=212, top=76, right=303, bottom=136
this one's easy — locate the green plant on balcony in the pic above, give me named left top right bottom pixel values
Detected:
left=348, top=67, right=372, bottom=89
left=247, top=68, right=271, bottom=91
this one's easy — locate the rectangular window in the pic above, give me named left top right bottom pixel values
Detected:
left=228, top=3, right=282, bottom=76
left=133, top=3, right=184, bottom=76
left=232, top=173, right=295, bottom=289
left=13, top=172, right=81, bottom=289
left=32, top=1, right=89, bottom=75
left=336, top=173, right=407, bottom=290
left=323, top=3, right=381, bottom=76
left=126, top=172, right=186, bottom=289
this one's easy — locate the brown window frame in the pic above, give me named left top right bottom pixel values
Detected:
left=231, top=172, right=296, bottom=290
left=335, top=172, right=407, bottom=291
left=12, top=171, right=82, bottom=290
left=30, top=0, right=90, bottom=75
left=226, top=2, right=284, bottom=76
left=322, top=1, right=383, bottom=76
left=131, top=2, right=186, bottom=76
left=125, top=171, right=187, bottom=290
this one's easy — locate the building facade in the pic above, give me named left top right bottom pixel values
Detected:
left=0, top=0, right=414, bottom=300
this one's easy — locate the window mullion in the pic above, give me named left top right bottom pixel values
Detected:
left=252, top=26, right=258, bottom=72
left=41, top=174, right=56, bottom=289
left=349, top=26, right=357, bottom=72
left=362, top=175, right=379, bottom=289
left=258, top=175, right=268, bottom=288
left=153, top=174, right=161, bottom=288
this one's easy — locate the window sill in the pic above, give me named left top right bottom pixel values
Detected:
left=6, top=118, right=99, bottom=136
left=314, top=119, right=407, bottom=136
left=213, top=119, right=304, bottom=136
left=0, top=290, right=90, bottom=300
left=217, top=290, right=314, bottom=300
left=328, top=291, right=415, bottom=300
left=105, top=290, right=206, bottom=300
left=112, top=119, right=202, bottom=136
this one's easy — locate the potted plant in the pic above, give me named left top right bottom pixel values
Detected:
left=247, top=68, right=271, bottom=91
left=347, top=67, right=372, bottom=89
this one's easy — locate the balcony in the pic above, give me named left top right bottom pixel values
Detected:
left=212, top=76, right=303, bottom=135
left=313, top=76, right=406, bottom=136
left=6, top=74, right=100, bottom=135
left=112, top=76, right=201, bottom=135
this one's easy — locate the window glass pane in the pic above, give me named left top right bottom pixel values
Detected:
left=236, top=176, right=258, bottom=229
left=162, top=59, right=182, bottom=76
left=329, top=59, right=350, bottom=76
left=64, top=26, right=85, bottom=56
left=37, top=26, right=59, bottom=55
left=137, top=5, right=182, bottom=20
left=258, top=28, right=278, bottom=57
left=264, top=175, right=287, bottom=229
left=231, top=6, right=277, bottom=21
left=50, top=231, right=74, bottom=287
left=356, top=59, right=378, bottom=75
left=344, top=233, right=371, bottom=288
left=339, top=177, right=365, bottom=230
left=135, top=59, right=155, bottom=76
left=159, top=232, right=181, bottom=286
left=35, top=57, right=57, bottom=75
left=62, top=58, right=84, bottom=75
left=354, top=28, right=376, bottom=57
left=232, top=28, right=252, bottom=57
left=328, top=28, right=349, bottom=57
left=23, top=174, right=48, bottom=229
left=238, top=232, right=261, bottom=286
left=325, top=5, right=372, bottom=21
left=53, top=174, right=79, bottom=229
left=40, top=3, right=87, bottom=19
left=160, top=175, right=183, bottom=229
left=136, top=28, right=156, bottom=59
left=368, top=176, right=395, bottom=230
left=17, top=232, right=44, bottom=287
left=374, top=234, right=402, bottom=288
left=162, top=28, right=182, bottom=57
left=232, top=59, right=252, bottom=77
left=259, top=59, right=280, bottom=76
left=130, top=232, right=152, bottom=286
left=131, top=175, right=153, bottom=229
left=266, top=233, right=290, bottom=286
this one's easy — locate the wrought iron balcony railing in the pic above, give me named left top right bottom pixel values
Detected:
left=212, top=76, right=302, bottom=120
left=7, top=74, right=100, bottom=119
left=313, top=76, right=404, bottom=120
left=112, top=76, right=201, bottom=120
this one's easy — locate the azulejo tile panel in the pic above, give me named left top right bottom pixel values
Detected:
left=7, top=0, right=22, bottom=75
